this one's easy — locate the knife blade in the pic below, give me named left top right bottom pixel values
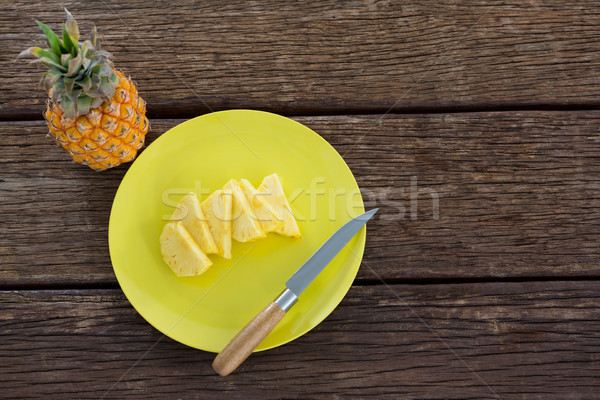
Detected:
left=275, top=207, right=378, bottom=311
left=213, top=208, right=378, bottom=376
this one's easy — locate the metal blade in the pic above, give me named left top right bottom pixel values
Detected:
left=285, top=208, right=378, bottom=297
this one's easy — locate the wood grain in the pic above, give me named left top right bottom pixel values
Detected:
left=2, top=112, right=600, bottom=284
left=2, top=0, right=600, bottom=118
left=1, top=281, right=599, bottom=399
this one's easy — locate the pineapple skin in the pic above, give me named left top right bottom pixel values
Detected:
left=45, top=69, right=149, bottom=171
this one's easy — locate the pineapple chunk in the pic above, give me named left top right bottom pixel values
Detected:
left=200, top=189, right=233, bottom=259
left=239, top=178, right=285, bottom=233
left=258, top=173, right=301, bottom=238
left=171, top=192, right=218, bottom=255
left=160, top=222, right=212, bottom=277
left=223, top=179, right=266, bottom=242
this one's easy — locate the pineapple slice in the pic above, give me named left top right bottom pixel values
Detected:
left=200, top=189, right=233, bottom=259
left=223, top=179, right=266, bottom=242
left=239, top=178, right=285, bottom=233
left=258, top=173, right=301, bottom=238
left=160, top=222, right=212, bottom=277
left=171, top=193, right=218, bottom=255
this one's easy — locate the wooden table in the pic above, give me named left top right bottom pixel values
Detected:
left=2, top=1, right=600, bottom=398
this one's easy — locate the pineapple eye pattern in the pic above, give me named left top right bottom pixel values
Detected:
left=21, top=10, right=149, bottom=170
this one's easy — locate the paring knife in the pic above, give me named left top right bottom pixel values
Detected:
left=212, top=208, right=378, bottom=376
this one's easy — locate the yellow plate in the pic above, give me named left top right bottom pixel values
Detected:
left=109, top=110, right=365, bottom=352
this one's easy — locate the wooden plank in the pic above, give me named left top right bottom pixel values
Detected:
left=3, top=1, right=600, bottom=118
left=1, top=281, right=599, bottom=398
left=2, top=112, right=600, bottom=284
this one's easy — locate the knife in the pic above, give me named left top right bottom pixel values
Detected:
left=212, top=208, right=378, bottom=376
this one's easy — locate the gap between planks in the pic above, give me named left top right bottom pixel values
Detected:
left=3, top=101, right=600, bottom=122
left=3, top=276, right=600, bottom=292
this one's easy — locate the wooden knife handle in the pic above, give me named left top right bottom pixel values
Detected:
left=212, top=301, right=286, bottom=376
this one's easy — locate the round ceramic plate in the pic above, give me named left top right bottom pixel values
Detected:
left=109, top=110, right=366, bottom=353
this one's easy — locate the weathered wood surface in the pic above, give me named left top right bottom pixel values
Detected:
left=0, top=112, right=600, bottom=287
left=2, top=112, right=600, bottom=285
left=3, top=1, right=600, bottom=398
left=3, top=1, right=600, bottom=118
left=1, top=281, right=599, bottom=399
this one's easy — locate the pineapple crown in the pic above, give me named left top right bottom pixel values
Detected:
left=19, top=9, right=118, bottom=120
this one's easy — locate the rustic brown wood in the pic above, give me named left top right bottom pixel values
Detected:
left=3, top=1, right=600, bottom=398
left=1, top=281, right=599, bottom=398
left=213, top=302, right=286, bottom=376
left=2, top=112, right=600, bottom=284
left=3, top=1, right=600, bottom=118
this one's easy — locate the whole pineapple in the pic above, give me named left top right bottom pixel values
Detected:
left=20, top=9, right=149, bottom=170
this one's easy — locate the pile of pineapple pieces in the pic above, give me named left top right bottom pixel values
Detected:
left=160, top=173, right=301, bottom=277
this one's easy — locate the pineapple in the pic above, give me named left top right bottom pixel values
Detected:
left=20, top=9, right=148, bottom=171
left=239, top=178, right=285, bottom=233
left=200, top=190, right=233, bottom=259
left=160, top=222, right=212, bottom=277
left=171, top=193, right=218, bottom=255
left=223, top=179, right=266, bottom=242
left=258, top=173, right=301, bottom=238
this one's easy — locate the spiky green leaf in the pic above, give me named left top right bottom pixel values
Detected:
left=60, top=92, right=76, bottom=120
left=62, top=24, right=76, bottom=53
left=41, top=70, right=62, bottom=91
left=36, top=20, right=64, bottom=55
left=95, top=50, right=111, bottom=59
left=90, top=25, right=97, bottom=48
left=79, top=75, right=92, bottom=91
left=77, top=95, right=92, bottom=115
left=18, top=47, right=39, bottom=59
left=51, top=81, right=63, bottom=104
left=67, top=54, right=82, bottom=77
left=90, top=97, right=104, bottom=109
left=61, top=52, right=71, bottom=66
left=80, top=41, right=89, bottom=60
left=24, top=10, right=118, bottom=119
left=92, top=63, right=112, bottom=76
left=40, top=56, right=67, bottom=72
left=63, top=77, right=75, bottom=93
left=20, top=47, right=62, bottom=66
left=75, top=68, right=87, bottom=80
left=99, top=76, right=112, bottom=96
left=64, top=9, right=79, bottom=41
